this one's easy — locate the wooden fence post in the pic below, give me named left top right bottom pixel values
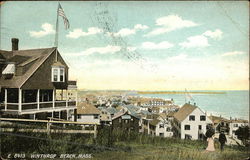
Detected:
left=47, top=121, right=51, bottom=134
left=94, top=124, right=97, bottom=138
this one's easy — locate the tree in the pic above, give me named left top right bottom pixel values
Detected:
left=235, top=126, right=249, bottom=146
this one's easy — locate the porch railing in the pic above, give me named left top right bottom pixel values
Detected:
left=1, top=100, right=76, bottom=112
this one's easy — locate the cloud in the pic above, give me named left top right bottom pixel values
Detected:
left=222, top=51, right=245, bottom=57
left=84, top=45, right=121, bottom=56
left=179, top=29, right=223, bottom=48
left=66, top=27, right=103, bottom=39
left=168, top=54, right=188, bottom=61
left=203, top=29, right=223, bottom=40
left=141, top=41, right=174, bottom=50
left=109, top=24, right=148, bottom=37
left=145, top=15, right=199, bottom=36
left=29, top=23, right=55, bottom=38
left=179, top=35, right=209, bottom=48
left=134, top=24, right=149, bottom=30
left=64, top=46, right=136, bottom=57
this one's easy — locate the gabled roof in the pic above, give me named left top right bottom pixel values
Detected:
left=112, top=109, right=140, bottom=120
left=106, top=107, right=118, bottom=114
left=208, top=115, right=229, bottom=124
left=146, top=114, right=160, bottom=120
left=149, top=119, right=161, bottom=126
left=0, top=47, right=56, bottom=88
left=77, top=102, right=100, bottom=115
left=230, top=119, right=248, bottom=123
left=174, top=103, right=197, bottom=122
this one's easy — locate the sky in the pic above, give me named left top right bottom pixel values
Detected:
left=0, top=1, right=249, bottom=91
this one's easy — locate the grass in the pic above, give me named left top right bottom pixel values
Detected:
left=1, top=125, right=248, bottom=160
left=93, top=141, right=249, bottom=160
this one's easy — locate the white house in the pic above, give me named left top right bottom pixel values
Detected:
left=173, top=103, right=213, bottom=140
left=149, top=116, right=173, bottom=137
left=77, top=101, right=100, bottom=124
left=142, top=113, right=173, bottom=137
left=229, top=119, right=248, bottom=138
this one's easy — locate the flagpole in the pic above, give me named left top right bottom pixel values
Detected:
left=185, top=88, right=187, bottom=104
left=54, top=3, right=59, bottom=62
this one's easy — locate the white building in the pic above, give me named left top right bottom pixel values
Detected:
left=229, top=119, right=248, bottom=138
left=173, top=103, right=213, bottom=140
left=142, top=113, right=174, bottom=137
left=77, top=101, right=100, bottom=124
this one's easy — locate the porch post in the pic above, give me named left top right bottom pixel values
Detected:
left=59, top=111, right=61, bottom=119
left=52, top=89, right=55, bottom=109
left=61, top=89, right=63, bottom=100
left=66, top=89, right=68, bottom=108
left=66, top=110, right=69, bottom=120
left=76, top=89, right=78, bottom=106
left=18, top=88, right=22, bottom=112
left=4, top=89, right=7, bottom=111
left=37, top=89, right=40, bottom=110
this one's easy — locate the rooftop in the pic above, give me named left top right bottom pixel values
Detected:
left=77, top=102, right=100, bottom=115
left=174, top=103, right=197, bottom=122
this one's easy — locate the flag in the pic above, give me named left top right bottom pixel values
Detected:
left=58, top=3, right=70, bottom=29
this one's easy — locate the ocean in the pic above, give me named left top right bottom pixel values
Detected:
left=138, top=90, right=249, bottom=120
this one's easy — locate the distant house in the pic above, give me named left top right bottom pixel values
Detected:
left=208, top=115, right=230, bottom=134
left=77, top=101, right=100, bottom=124
left=173, top=103, right=213, bottom=140
left=229, top=118, right=248, bottom=138
left=112, top=109, right=140, bottom=132
left=98, top=106, right=118, bottom=125
left=0, top=38, right=77, bottom=120
left=142, top=113, right=173, bottom=137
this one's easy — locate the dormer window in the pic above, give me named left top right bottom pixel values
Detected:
left=2, top=63, right=15, bottom=75
left=52, top=67, right=65, bottom=82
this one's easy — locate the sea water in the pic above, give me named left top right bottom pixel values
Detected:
left=138, top=90, right=249, bottom=120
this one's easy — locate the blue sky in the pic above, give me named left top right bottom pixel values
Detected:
left=0, top=1, right=249, bottom=90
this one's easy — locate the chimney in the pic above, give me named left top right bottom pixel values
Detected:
left=194, top=102, right=196, bottom=106
left=11, top=38, right=19, bottom=51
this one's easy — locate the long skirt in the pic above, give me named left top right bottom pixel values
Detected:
left=206, top=138, right=215, bottom=151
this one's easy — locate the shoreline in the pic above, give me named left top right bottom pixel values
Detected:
left=137, top=91, right=226, bottom=94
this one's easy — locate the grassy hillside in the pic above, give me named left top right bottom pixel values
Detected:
left=0, top=125, right=248, bottom=160
left=94, top=141, right=248, bottom=160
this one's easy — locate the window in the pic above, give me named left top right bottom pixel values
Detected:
left=52, top=67, right=65, bottom=82
left=159, top=133, right=164, bottom=137
left=159, top=124, right=164, bottom=128
left=53, top=68, right=58, bottom=81
left=199, top=125, right=202, bottom=130
left=189, top=115, right=195, bottom=121
left=200, top=115, right=206, bottom=121
left=166, top=127, right=171, bottom=132
left=184, top=125, right=190, bottom=130
left=233, top=124, right=238, bottom=127
left=77, top=115, right=81, bottom=119
left=94, top=115, right=99, bottom=119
